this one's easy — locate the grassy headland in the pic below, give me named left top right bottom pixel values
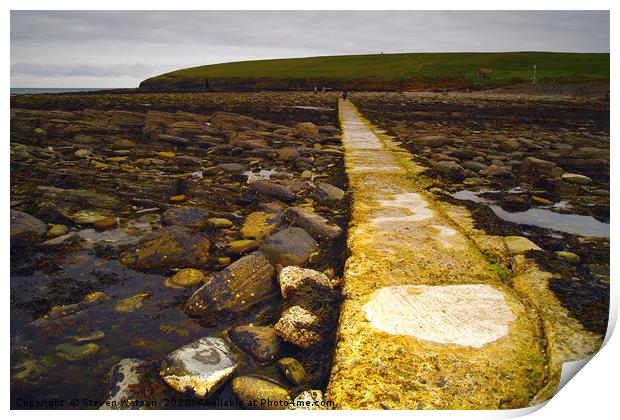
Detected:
left=139, top=52, right=609, bottom=91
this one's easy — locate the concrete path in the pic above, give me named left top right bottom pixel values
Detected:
left=326, top=100, right=548, bottom=409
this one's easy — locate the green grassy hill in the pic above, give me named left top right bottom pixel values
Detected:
left=139, top=52, right=610, bottom=91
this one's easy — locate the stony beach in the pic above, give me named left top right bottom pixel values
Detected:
left=10, top=89, right=609, bottom=409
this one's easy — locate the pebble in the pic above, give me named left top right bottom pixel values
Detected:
left=226, top=239, right=260, bottom=255
left=47, top=224, right=69, bottom=237
left=208, top=218, right=234, bottom=229
left=241, top=211, right=283, bottom=240
left=165, top=268, right=205, bottom=288
left=561, top=173, right=593, bottom=185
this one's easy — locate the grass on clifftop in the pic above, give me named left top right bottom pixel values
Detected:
left=143, top=52, right=609, bottom=87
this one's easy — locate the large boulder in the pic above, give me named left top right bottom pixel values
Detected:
left=285, top=207, right=342, bottom=241
left=10, top=210, right=47, bottom=241
left=229, top=325, right=282, bottom=363
left=161, top=207, right=211, bottom=228
left=121, top=226, right=210, bottom=270
left=160, top=337, right=238, bottom=398
left=185, top=251, right=276, bottom=318
left=260, top=227, right=318, bottom=267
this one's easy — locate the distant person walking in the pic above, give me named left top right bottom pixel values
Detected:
left=341, top=89, right=348, bottom=101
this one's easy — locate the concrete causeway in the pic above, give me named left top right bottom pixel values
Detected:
left=326, top=99, right=550, bottom=409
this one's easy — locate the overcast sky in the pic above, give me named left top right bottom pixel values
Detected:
left=11, top=10, right=610, bottom=88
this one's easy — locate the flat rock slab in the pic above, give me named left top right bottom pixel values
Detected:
left=364, top=284, right=514, bottom=348
left=285, top=206, right=342, bottom=241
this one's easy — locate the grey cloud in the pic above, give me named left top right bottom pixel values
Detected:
left=10, top=62, right=175, bottom=78
left=10, top=10, right=610, bottom=88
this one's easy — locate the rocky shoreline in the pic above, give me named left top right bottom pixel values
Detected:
left=352, top=91, right=609, bottom=336
left=11, top=92, right=347, bottom=409
left=10, top=90, right=610, bottom=409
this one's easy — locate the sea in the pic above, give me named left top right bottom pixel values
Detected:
left=10, top=87, right=111, bottom=95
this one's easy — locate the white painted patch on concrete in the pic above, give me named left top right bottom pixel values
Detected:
left=373, top=193, right=433, bottom=224
left=351, top=165, right=403, bottom=172
left=364, top=284, right=515, bottom=348
left=431, top=225, right=458, bottom=248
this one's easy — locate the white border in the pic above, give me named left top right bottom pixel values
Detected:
left=4, top=2, right=617, bottom=419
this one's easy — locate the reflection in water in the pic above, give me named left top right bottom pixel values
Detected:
left=489, top=205, right=609, bottom=238
left=453, top=190, right=610, bottom=238
left=284, top=105, right=335, bottom=111
left=243, top=169, right=277, bottom=182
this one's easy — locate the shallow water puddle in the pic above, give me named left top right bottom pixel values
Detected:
left=243, top=168, right=278, bottom=182
left=284, top=105, right=335, bottom=111
left=453, top=190, right=609, bottom=238
left=489, top=205, right=609, bottom=238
